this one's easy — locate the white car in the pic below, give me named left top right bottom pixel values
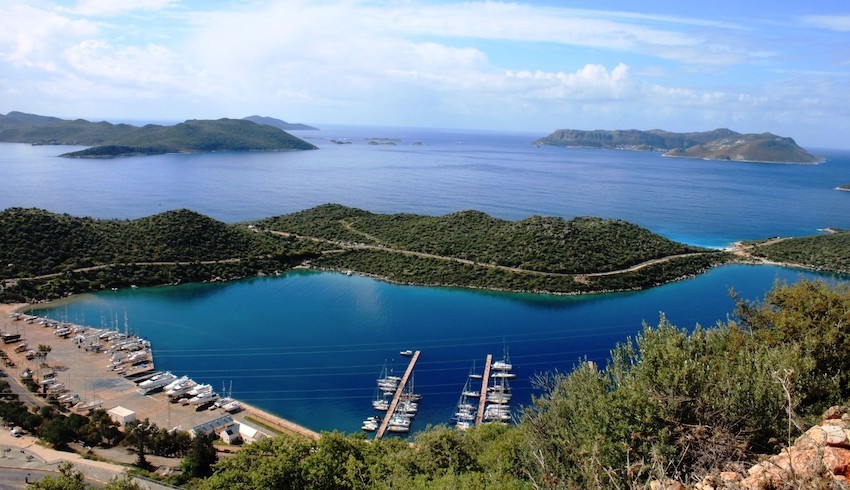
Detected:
left=10, top=427, right=22, bottom=437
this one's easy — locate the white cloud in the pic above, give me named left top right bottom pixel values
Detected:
left=0, top=0, right=848, bottom=147
left=0, top=4, right=98, bottom=69
left=67, top=0, right=178, bottom=17
left=802, top=15, right=850, bottom=32
left=505, top=63, right=633, bottom=101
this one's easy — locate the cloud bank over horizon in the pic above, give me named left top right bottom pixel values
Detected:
left=1, top=0, right=848, bottom=148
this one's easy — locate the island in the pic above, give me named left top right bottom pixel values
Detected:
left=535, top=128, right=822, bottom=164
left=0, top=111, right=317, bottom=157
left=243, top=115, right=318, bottom=131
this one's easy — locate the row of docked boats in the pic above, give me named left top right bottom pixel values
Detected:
left=452, top=354, right=515, bottom=430
left=363, top=354, right=421, bottom=434
left=134, top=372, right=242, bottom=413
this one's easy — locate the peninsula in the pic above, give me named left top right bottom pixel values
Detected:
left=736, top=229, right=850, bottom=273
left=0, top=205, right=730, bottom=302
left=536, top=128, right=822, bottom=164
left=0, top=111, right=316, bottom=157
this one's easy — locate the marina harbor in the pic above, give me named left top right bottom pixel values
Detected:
left=0, top=307, right=318, bottom=444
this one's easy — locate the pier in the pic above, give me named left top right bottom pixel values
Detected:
left=475, top=354, right=492, bottom=427
left=374, top=350, right=420, bottom=439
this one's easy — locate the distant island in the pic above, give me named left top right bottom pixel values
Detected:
left=536, top=128, right=822, bottom=164
left=0, top=111, right=317, bottom=158
left=243, top=115, right=318, bottom=131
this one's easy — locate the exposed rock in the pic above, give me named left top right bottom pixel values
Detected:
left=740, top=407, right=850, bottom=489
left=650, top=479, right=686, bottom=490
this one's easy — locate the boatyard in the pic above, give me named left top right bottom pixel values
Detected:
left=0, top=303, right=319, bottom=444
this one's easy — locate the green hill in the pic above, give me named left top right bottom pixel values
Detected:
left=0, top=208, right=310, bottom=279
left=0, top=112, right=317, bottom=157
left=259, top=204, right=706, bottom=274
left=536, top=128, right=822, bottom=164
left=0, top=208, right=327, bottom=301
left=745, top=230, right=850, bottom=272
left=258, top=204, right=727, bottom=294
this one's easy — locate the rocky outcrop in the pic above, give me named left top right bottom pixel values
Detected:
left=688, top=407, right=850, bottom=489
left=740, top=407, right=850, bottom=488
left=650, top=407, right=850, bottom=489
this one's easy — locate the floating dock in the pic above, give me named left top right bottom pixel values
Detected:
left=475, top=354, right=493, bottom=427
left=374, top=350, right=420, bottom=439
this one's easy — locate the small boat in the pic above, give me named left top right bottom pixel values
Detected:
left=400, top=349, right=413, bottom=357
left=222, top=400, right=242, bottom=413
left=491, top=360, right=512, bottom=371
left=372, top=399, right=389, bottom=411
left=361, top=416, right=381, bottom=432
left=188, top=390, right=219, bottom=405
left=163, top=376, right=190, bottom=392
left=138, top=372, right=177, bottom=393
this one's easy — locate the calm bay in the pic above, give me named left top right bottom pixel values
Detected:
left=4, top=126, right=849, bottom=433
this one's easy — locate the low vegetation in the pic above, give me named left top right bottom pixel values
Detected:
left=745, top=230, right=850, bottom=272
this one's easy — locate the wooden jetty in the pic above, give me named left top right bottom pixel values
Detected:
left=374, top=350, right=420, bottom=439
left=475, top=354, right=493, bottom=427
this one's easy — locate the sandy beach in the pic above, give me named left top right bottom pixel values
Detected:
left=0, top=303, right=318, bottom=446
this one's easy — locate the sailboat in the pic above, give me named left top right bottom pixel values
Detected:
left=484, top=347, right=514, bottom=424
left=452, top=366, right=481, bottom=430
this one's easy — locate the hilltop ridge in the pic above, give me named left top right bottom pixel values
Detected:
left=536, top=128, right=822, bottom=164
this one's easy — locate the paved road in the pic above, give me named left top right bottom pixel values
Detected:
left=0, top=468, right=54, bottom=489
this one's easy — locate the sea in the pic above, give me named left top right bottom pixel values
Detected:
left=3, top=125, right=849, bottom=434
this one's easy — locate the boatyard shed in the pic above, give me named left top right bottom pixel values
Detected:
left=220, top=423, right=242, bottom=444
left=107, top=406, right=136, bottom=426
left=191, top=415, right=234, bottom=438
left=238, top=422, right=267, bottom=442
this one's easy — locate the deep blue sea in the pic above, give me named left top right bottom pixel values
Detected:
left=4, top=126, right=849, bottom=434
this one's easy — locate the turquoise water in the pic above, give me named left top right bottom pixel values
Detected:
left=6, top=126, right=850, bottom=433
left=33, top=264, right=845, bottom=433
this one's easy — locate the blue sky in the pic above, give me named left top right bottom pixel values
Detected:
left=1, top=0, right=849, bottom=148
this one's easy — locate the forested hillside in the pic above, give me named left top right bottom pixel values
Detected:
left=259, top=204, right=709, bottom=274
left=0, top=208, right=323, bottom=301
